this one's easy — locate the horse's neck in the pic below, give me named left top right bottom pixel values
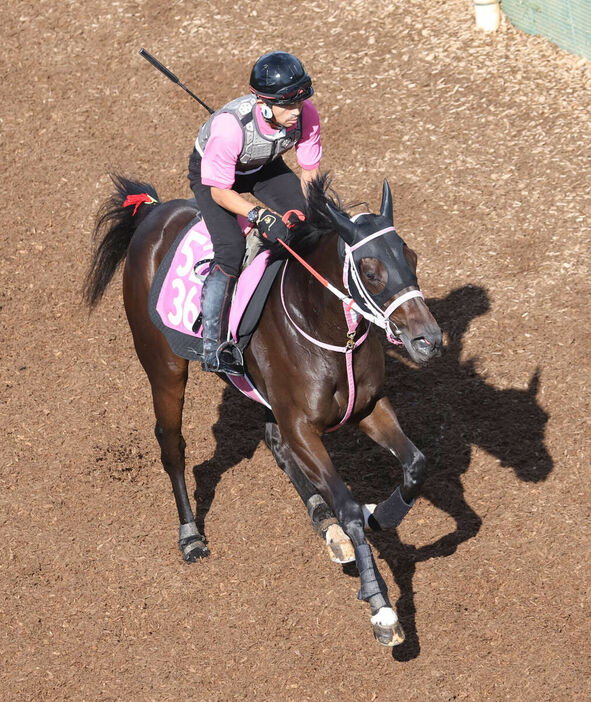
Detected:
left=290, top=232, right=347, bottom=326
left=310, top=231, right=342, bottom=276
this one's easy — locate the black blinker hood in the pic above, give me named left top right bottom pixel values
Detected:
left=339, top=215, right=418, bottom=307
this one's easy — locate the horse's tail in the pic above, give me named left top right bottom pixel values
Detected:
left=83, top=175, right=160, bottom=308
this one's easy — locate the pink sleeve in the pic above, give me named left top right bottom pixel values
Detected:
left=295, top=101, right=322, bottom=171
left=200, top=113, right=244, bottom=189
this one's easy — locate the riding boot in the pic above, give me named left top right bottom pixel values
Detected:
left=200, top=264, right=244, bottom=376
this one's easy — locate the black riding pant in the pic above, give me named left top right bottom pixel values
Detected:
left=188, top=148, right=306, bottom=276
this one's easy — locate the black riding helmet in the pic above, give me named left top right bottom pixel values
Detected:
left=249, top=51, right=314, bottom=105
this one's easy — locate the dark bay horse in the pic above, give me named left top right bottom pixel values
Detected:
left=84, top=174, right=442, bottom=646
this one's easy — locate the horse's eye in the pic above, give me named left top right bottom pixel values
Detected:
left=360, top=258, right=386, bottom=293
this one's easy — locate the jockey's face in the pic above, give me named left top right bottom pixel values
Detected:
left=264, top=100, right=304, bottom=128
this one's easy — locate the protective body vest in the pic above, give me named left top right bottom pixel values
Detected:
left=195, top=94, right=303, bottom=174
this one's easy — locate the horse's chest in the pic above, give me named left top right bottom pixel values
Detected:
left=332, top=353, right=384, bottom=417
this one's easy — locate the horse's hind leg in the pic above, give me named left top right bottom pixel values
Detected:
left=151, top=367, right=209, bottom=562
left=130, top=318, right=208, bottom=562
left=122, top=214, right=207, bottom=562
left=264, top=411, right=354, bottom=564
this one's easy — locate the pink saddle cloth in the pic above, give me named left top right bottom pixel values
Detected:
left=152, top=215, right=269, bottom=344
left=148, top=214, right=278, bottom=410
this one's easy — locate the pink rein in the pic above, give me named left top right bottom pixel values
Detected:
left=280, top=262, right=369, bottom=432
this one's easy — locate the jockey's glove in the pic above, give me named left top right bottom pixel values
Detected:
left=256, top=208, right=289, bottom=242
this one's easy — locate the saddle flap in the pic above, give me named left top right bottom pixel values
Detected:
left=229, top=250, right=271, bottom=341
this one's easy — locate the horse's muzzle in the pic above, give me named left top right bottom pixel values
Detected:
left=409, top=329, right=442, bottom=363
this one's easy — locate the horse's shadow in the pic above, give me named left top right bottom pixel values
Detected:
left=192, top=284, right=553, bottom=660
left=328, top=284, right=553, bottom=660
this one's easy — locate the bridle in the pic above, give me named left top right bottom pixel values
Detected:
left=341, top=219, right=424, bottom=344
left=280, top=216, right=425, bottom=347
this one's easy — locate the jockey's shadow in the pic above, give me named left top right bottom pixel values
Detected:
left=191, top=382, right=265, bottom=536
left=326, top=284, right=553, bottom=661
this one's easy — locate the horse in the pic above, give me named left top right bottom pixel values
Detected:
left=84, top=173, right=442, bottom=646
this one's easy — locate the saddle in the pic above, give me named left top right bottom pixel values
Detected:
left=148, top=211, right=282, bottom=363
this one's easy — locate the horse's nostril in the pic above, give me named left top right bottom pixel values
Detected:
left=413, top=338, right=432, bottom=353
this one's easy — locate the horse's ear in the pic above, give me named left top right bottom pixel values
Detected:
left=325, top=203, right=357, bottom=245
left=380, top=179, right=393, bottom=224
left=528, top=367, right=540, bottom=396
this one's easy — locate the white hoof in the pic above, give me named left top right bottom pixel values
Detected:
left=324, top=524, right=355, bottom=564
left=362, top=504, right=377, bottom=528
left=371, top=607, right=405, bottom=647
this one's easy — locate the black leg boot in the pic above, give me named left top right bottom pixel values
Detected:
left=200, top=264, right=244, bottom=376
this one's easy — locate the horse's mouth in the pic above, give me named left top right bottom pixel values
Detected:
left=405, top=334, right=443, bottom=364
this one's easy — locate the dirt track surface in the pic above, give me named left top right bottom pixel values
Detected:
left=2, top=1, right=590, bottom=700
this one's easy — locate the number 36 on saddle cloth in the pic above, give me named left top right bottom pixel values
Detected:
left=148, top=213, right=282, bottom=404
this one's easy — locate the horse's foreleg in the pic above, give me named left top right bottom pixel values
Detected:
left=264, top=412, right=354, bottom=563
left=358, top=397, right=426, bottom=530
left=151, top=370, right=209, bottom=562
left=278, top=422, right=404, bottom=646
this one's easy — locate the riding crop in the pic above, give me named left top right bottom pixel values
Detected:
left=138, top=48, right=215, bottom=114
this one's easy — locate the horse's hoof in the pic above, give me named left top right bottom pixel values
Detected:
left=324, top=523, right=355, bottom=564
left=180, top=537, right=210, bottom=562
left=362, top=504, right=378, bottom=530
left=371, top=607, right=405, bottom=647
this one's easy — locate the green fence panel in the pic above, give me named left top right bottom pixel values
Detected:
left=502, top=0, right=591, bottom=59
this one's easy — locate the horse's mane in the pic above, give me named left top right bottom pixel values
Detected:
left=263, top=172, right=350, bottom=263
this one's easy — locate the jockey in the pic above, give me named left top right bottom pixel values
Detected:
left=188, top=51, right=322, bottom=375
